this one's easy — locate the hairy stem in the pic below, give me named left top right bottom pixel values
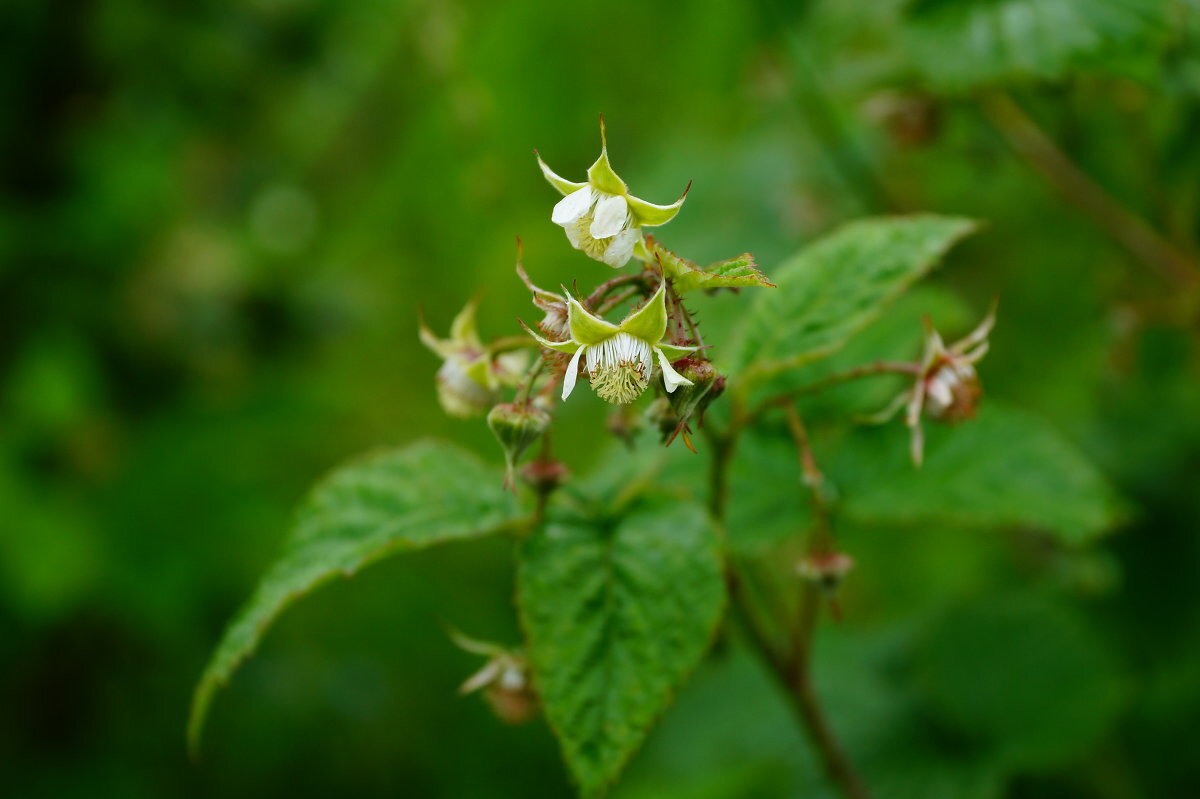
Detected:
left=748, top=360, right=919, bottom=422
left=584, top=272, right=647, bottom=308
left=786, top=582, right=871, bottom=799
left=707, top=414, right=872, bottom=799
left=981, top=91, right=1200, bottom=288
left=595, top=286, right=641, bottom=316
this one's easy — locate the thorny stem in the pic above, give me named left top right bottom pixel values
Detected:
left=584, top=272, right=648, bottom=308
left=981, top=91, right=1200, bottom=289
left=595, top=286, right=641, bottom=316
left=490, top=335, right=541, bottom=354
left=708, top=399, right=873, bottom=799
left=514, top=357, right=546, bottom=406
left=748, top=360, right=920, bottom=422
left=782, top=403, right=871, bottom=799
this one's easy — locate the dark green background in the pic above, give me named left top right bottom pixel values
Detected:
left=2, top=1, right=1197, bottom=797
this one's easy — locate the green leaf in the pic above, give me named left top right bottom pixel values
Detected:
left=652, top=240, right=774, bottom=295
left=188, top=440, right=522, bottom=756
left=902, top=0, right=1170, bottom=91
left=917, top=594, right=1125, bottom=769
left=830, top=404, right=1124, bottom=544
left=726, top=215, right=978, bottom=382
left=519, top=500, right=726, bottom=797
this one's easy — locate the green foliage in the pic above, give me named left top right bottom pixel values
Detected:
left=188, top=441, right=522, bottom=756
left=651, top=241, right=775, bottom=294
left=727, top=215, right=978, bottom=382
left=829, top=404, right=1123, bottom=544
left=518, top=500, right=726, bottom=797
left=917, top=594, right=1125, bottom=769
left=902, top=0, right=1170, bottom=90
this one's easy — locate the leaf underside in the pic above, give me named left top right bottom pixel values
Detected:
left=188, top=440, right=521, bottom=756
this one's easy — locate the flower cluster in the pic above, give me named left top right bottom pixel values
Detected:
left=419, top=117, right=742, bottom=485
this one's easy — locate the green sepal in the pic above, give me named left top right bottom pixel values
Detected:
left=657, top=342, right=700, bottom=360
left=618, top=283, right=668, bottom=344
left=449, top=299, right=483, bottom=348
left=463, top=354, right=494, bottom=388
left=566, top=293, right=620, bottom=346
left=627, top=182, right=690, bottom=228
left=418, top=313, right=454, bottom=358
left=632, top=238, right=653, bottom=263
left=586, top=117, right=628, bottom=196
left=537, top=152, right=588, bottom=196
left=521, top=321, right=581, bottom=355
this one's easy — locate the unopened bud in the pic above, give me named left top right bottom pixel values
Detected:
left=862, top=90, right=940, bottom=148
left=662, top=359, right=724, bottom=447
left=436, top=357, right=497, bottom=418
left=487, top=402, right=551, bottom=488
left=520, top=456, right=569, bottom=494
left=797, top=551, right=855, bottom=594
left=666, top=359, right=718, bottom=415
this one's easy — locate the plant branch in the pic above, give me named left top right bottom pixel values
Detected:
left=490, top=335, right=541, bottom=353
left=514, top=358, right=546, bottom=405
left=781, top=404, right=871, bottom=799
left=584, top=272, right=647, bottom=308
left=707, top=412, right=872, bottom=799
left=980, top=91, right=1200, bottom=289
left=595, top=286, right=641, bottom=316
left=748, top=360, right=919, bottom=422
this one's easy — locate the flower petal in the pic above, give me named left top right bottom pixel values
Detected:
left=536, top=152, right=588, bottom=196
left=619, top=282, right=669, bottom=343
left=589, top=194, right=629, bottom=239
left=459, top=660, right=502, bottom=695
left=562, top=345, right=585, bottom=400
left=552, top=186, right=596, bottom=226
left=599, top=227, right=640, bottom=268
left=656, top=347, right=693, bottom=393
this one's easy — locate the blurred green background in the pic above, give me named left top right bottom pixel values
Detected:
left=2, top=0, right=1198, bottom=796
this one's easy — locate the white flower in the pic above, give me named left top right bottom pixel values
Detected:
left=552, top=187, right=642, bottom=268
left=447, top=627, right=539, bottom=725
left=524, top=282, right=698, bottom=405
left=419, top=300, right=526, bottom=418
left=865, top=302, right=996, bottom=467
left=537, top=117, right=689, bottom=268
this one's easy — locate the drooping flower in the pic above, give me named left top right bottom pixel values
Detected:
left=523, top=283, right=698, bottom=405
left=448, top=627, right=539, bottom=725
left=866, top=303, right=996, bottom=466
left=537, top=117, right=689, bottom=268
left=419, top=300, right=527, bottom=418
left=514, top=251, right=569, bottom=341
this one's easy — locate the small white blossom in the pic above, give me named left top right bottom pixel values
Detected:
left=447, top=627, right=539, bottom=725
left=537, top=117, right=689, bottom=269
left=419, top=300, right=526, bottom=418
left=866, top=302, right=996, bottom=466
left=524, top=283, right=698, bottom=405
